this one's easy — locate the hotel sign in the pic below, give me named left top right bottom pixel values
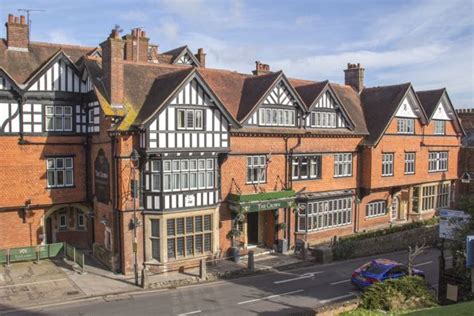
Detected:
left=230, top=199, right=292, bottom=213
left=94, top=149, right=110, bottom=204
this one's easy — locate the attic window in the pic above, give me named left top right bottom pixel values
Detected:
left=177, top=109, right=203, bottom=130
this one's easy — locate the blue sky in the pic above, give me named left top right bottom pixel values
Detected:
left=2, top=0, right=473, bottom=108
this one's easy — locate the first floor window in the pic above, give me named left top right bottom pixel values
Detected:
left=415, top=182, right=451, bottom=212
left=397, top=118, right=415, bottom=134
left=404, top=152, right=415, bottom=174
left=45, top=105, right=73, bottom=132
left=334, top=153, right=352, bottom=177
left=292, top=155, right=321, bottom=180
left=297, top=197, right=352, bottom=232
left=382, top=153, right=394, bottom=176
left=167, top=215, right=212, bottom=260
left=161, top=158, right=215, bottom=192
left=434, top=120, right=446, bottom=135
left=47, top=157, right=74, bottom=188
left=247, top=155, right=266, bottom=183
left=366, top=201, right=387, bottom=217
left=150, top=219, right=160, bottom=261
left=428, top=152, right=448, bottom=172
left=177, top=109, right=204, bottom=130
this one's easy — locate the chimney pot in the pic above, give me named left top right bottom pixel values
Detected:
left=20, top=15, right=25, bottom=25
left=253, top=61, right=271, bottom=75
left=14, top=16, right=18, bottom=23
left=8, top=14, right=13, bottom=23
left=141, top=30, right=146, bottom=38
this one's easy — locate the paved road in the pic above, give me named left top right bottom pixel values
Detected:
left=4, top=249, right=442, bottom=316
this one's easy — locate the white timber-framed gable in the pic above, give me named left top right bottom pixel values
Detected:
left=173, top=47, right=200, bottom=67
left=305, top=84, right=354, bottom=129
left=428, top=90, right=464, bottom=135
left=25, top=51, right=87, bottom=93
left=394, top=88, right=424, bottom=119
left=245, top=74, right=306, bottom=127
left=144, top=72, right=235, bottom=151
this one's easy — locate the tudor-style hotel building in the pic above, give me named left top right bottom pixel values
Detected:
left=0, top=14, right=465, bottom=274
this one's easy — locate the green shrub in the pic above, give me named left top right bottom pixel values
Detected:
left=359, top=276, right=437, bottom=312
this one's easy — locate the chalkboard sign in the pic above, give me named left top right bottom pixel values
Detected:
left=295, top=239, right=305, bottom=256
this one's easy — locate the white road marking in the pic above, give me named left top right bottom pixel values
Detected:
left=237, top=289, right=304, bottom=305
left=414, top=261, right=433, bottom=267
left=0, top=278, right=68, bottom=289
left=330, top=279, right=351, bottom=285
left=273, top=271, right=324, bottom=284
left=320, top=292, right=357, bottom=304
left=177, top=310, right=201, bottom=315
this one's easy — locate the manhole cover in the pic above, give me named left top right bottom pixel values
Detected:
left=66, top=290, right=80, bottom=296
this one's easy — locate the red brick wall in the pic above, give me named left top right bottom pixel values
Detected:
left=362, top=117, right=461, bottom=189
left=0, top=208, right=45, bottom=248
left=0, top=136, right=87, bottom=207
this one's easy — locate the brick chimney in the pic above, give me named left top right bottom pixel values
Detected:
left=195, top=48, right=206, bottom=67
left=5, top=14, right=29, bottom=51
left=344, top=63, right=365, bottom=93
left=149, top=44, right=159, bottom=63
left=100, top=29, right=124, bottom=106
left=123, top=28, right=149, bottom=63
left=253, top=61, right=271, bottom=75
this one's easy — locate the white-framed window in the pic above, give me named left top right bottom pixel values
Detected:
left=292, top=155, right=322, bottom=180
left=434, top=120, right=446, bottom=135
left=297, top=197, right=352, bottom=232
left=151, top=160, right=161, bottom=191
left=150, top=219, right=160, bottom=262
left=162, top=158, right=215, bottom=192
left=45, top=105, right=73, bottom=132
left=59, top=213, right=67, bottom=229
left=428, top=152, right=448, bottom=172
left=77, top=212, right=85, bottom=229
left=397, top=118, right=415, bottom=134
left=177, top=109, right=203, bottom=130
left=246, top=155, right=267, bottom=184
left=334, top=153, right=352, bottom=177
left=258, top=108, right=295, bottom=126
left=404, top=152, right=415, bottom=175
left=46, top=157, right=74, bottom=188
left=366, top=201, right=387, bottom=217
left=417, top=182, right=451, bottom=211
left=382, top=153, right=394, bottom=176
left=167, top=215, right=212, bottom=260
left=310, top=111, right=337, bottom=128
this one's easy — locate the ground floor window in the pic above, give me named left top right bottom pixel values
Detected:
left=150, top=219, right=160, bottom=261
left=167, top=214, right=213, bottom=260
left=413, top=182, right=451, bottom=212
left=366, top=200, right=387, bottom=217
left=297, top=196, right=352, bottom=232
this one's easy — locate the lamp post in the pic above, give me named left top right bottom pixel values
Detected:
left=130, top=149, right=140, bottom=286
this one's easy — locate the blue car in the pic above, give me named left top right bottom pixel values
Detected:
left=351, top=259, right=425, bottom=289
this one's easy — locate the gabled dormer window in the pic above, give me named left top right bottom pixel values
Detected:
left=397, top=118, right=414, bottom=134
left=177, top=109, right=203, bottom=130
left=310, top=111, right=337, bottom=128
left=258, top=108, right=295, bottom=126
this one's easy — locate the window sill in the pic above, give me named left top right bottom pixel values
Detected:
left=381, top=174, right=394, bottom=177
left=366, top=214, right=388, bottom=219
left=292, top=177, right=321, bottom=181
left=46, top=185, right=76, bottom=190
left=333, top=175, right=352, bottom=178
left=404, top=172, right=415, bottom=175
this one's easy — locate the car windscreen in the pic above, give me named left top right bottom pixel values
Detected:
left=364, top=264, right=388, bottom=275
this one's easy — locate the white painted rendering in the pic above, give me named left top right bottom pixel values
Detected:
left=395, top=96, right=419, bottom=118
left=432, top=101, right=451, bottom=120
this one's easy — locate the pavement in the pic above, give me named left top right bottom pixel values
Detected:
left=0, top=248, right=444, bottom=315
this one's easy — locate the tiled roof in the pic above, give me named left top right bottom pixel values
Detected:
left=290, top=79, right=328, bottom=107
left=330, top=83, right=368, bottom=135
left=0, top=40, right=94, bottom=84
left=360, top=83, right=412, bottom=145
left=416, top=88, right=445, bottom=119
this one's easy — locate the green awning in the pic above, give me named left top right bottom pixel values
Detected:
left=228, top=190, right=296, bottom=213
